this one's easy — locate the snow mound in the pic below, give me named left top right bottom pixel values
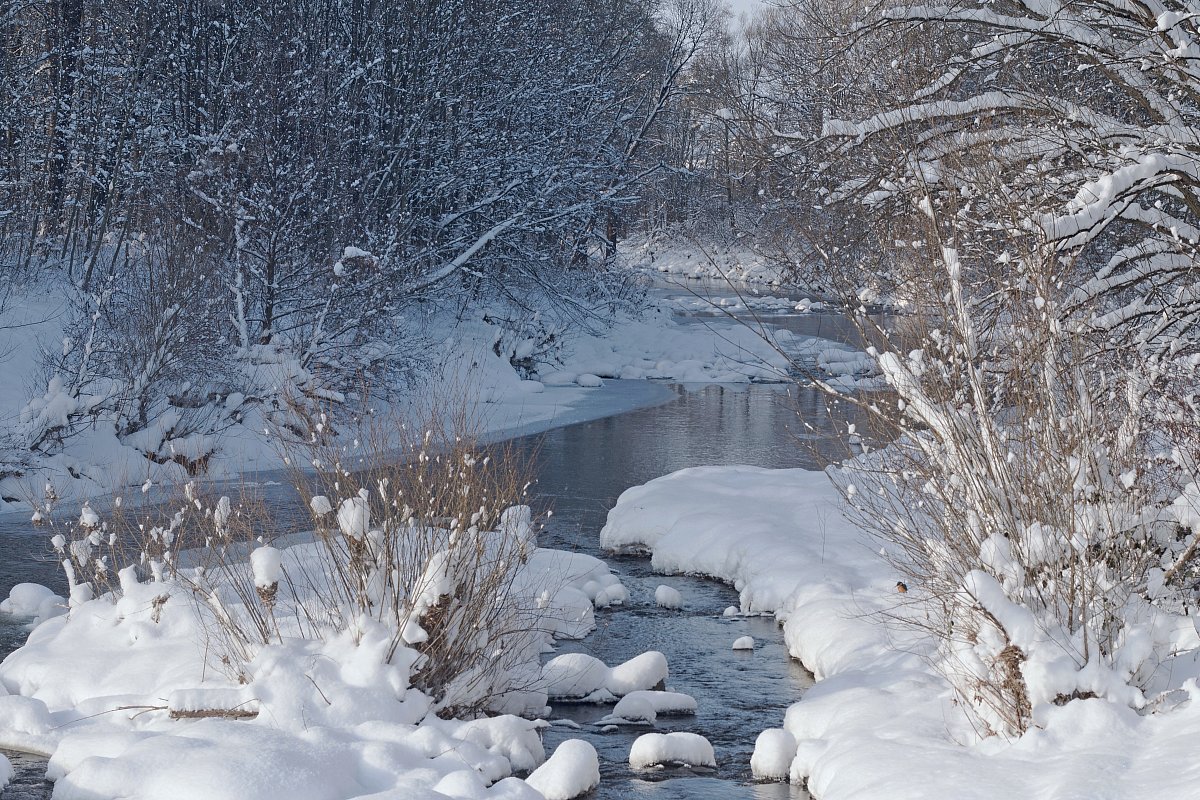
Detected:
left=609, top=690, right=697, bottom=723
left=606, top=651, right=668, bottom=696
left=750, top=728, right=796, bottom=780
left=525, top=739, right=599, bottom=800
left=629, top=732, right=716, bottom=769
left=732, top=636, right=755, bottom=651
left=654, top=584, right=683, bottom=609
left=0, top=583, right=65, bottom=623
left=575, top=374, right=603, bottom=388
left=541, top=651, right=669, bottom=700
left=542, top=653, right=611, bottom=700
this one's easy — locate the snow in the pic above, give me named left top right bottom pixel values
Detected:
left=628, top=732, right=716, bottom=769
left=607, top=690, right=697, bottom=723
left=605, top=651, right=669, bottom=696
left=731, top=636, right=755, bottom=651
left=654, top=584, right=682, bottom=609
left=0, top=501, right=653, bottom=800
left=250, top=546, right=283, bottom=588
left=601, top=464, right=1200, bottom=799
left=541, top=651, right=669, bottom=700
left=541, top=653, right=611, bottom=700
left=524, top=739, right=600, bottom=800
left=620, top=230, right=785, bottom=286
left=0, top=583, right=66, bottom=622
left=309, top=495, right=333, bottom=517
left=77, top=503, right=99, bottom=528
left=336, top=494, right=370, bottom=539
left=750, top=728, right=796, bottom=780
left=0, top=260, right=842, bottom=513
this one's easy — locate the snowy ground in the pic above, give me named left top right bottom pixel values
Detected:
left=0, top=276, right=859, bottom=514
left=618, top=231, right=785, bottom=286
left=601, top=466, right=1200, bottom=800
left=0, top=504, right=675, bottom=800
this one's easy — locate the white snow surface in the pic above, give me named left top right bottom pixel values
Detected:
left=600, top=465, right=1200, bottom=799
left=750, top=728, right=796, bottom=780
left=620, top=231, right=784, bottom=286
left=628, top=732, right=716, bottom=769
left=540, top=651, right=669, bottom=701
left=0, top=529, right=637, bottom=800
left=1, top=583, right=66, bottom=623
left=0, top=270, right=831, bottom=511
left=654, top=584, right=682, bottom=609
left=524, top=739, right=599, bottom=800
left=250, top=546, right=282, bottom=588
left=607, top=690, right=697, bottom=723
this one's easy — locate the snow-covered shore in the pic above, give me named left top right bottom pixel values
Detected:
left=601, top=465, right=1200, bottom=799
left=0, top=281, right=817, bottom=514
left=0, top=518, right=665, bottom=799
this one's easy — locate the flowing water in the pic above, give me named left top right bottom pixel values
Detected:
left=0, top=286, right=857, bottom=799
left=512, top=382, right=825, bottom=800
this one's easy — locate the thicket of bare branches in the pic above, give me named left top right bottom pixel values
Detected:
left=37, top=409, right=554, bottom=719
left=695, top=0, right=1200, bottom=736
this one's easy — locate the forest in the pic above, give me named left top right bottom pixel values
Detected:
left=2, top=0, right=1200, bottom=798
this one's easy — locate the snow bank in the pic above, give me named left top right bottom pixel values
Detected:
left=601, top=465, right=1200, bottom=799
left=620, top=231, right=785, bottom=286
left=628, top=732, right=716, bottom=769
left=0, top=519, right=642, bottom=800
left=524, top=739, right=599, bottom=800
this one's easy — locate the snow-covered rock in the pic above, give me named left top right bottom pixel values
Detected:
left=732, top=636, right=755, bottom=651
left=609, top=690, right=697, bottom=723
left=629, top=732, right=716, bottom=769
left=606, top=651, right=668, bottom=696
left=541, top=651, right=669, bottom=700
left=751, top=728, right=796, bottom=780
left=654, top=585, right=682, bottom=609
left=525, top=740, right=599, bottom=800
left=0, top=583, right=65, bottom=623
left=542, top=653, right=610, bottom=700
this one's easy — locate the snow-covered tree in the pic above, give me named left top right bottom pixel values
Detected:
left=787, top=0, right=1200, bottom=735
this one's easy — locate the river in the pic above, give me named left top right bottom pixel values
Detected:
left=0, top=284, right=855, bottom=799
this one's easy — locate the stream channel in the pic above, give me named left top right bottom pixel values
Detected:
left=0, top=281, right=856, bottom=798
